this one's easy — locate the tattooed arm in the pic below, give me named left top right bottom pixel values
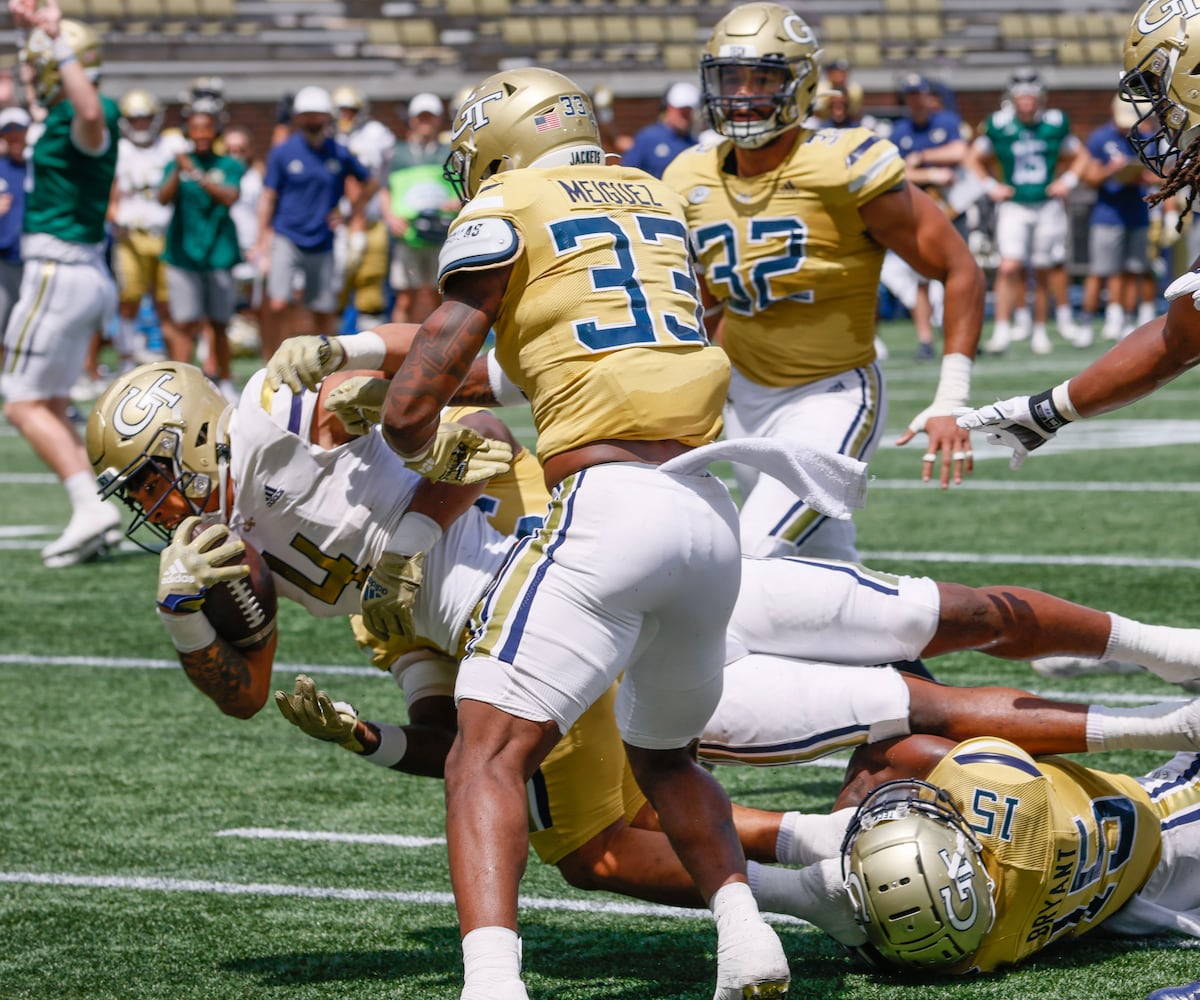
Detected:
left=178, top=629, right=278, bottom=720
left=380, top=265, right=511, bottom=458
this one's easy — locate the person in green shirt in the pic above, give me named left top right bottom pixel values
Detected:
left=0, top=0, right=121, bottom=569
left=156, top=107, right=244, bottom=404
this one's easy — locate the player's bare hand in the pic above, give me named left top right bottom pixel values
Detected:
left=896, top=415, right=972, bottom=488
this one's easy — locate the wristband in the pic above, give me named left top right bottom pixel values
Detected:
left=1028, top=381, right=1076, bottom=432
left=981, top=176, right=999, bottom=193
left=929, top=352, right=974, bottom=412
left=1051, top=379, right=1081, bottom=422
left=361, top=721, right=409, bottom=767
left=336, top=330, right=387, bottom=371
left=486, top=350, right=528, bottom=407
left=156, top=607, right=217, bottom=653
left=386, top=511, right=443, bottom=555
left=1058, top=171, right=1079, bottom=191
left=51, top=35, right=75, bottom=66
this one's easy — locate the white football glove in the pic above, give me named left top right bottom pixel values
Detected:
left=324, top=375, right=389, bottom=436
left=156, top=515, right=249, bottom=613
left=401, top=421, right=513, bottom=485
left=1165, top=269, right=1200, bottom=310
left=360, top=551, right=425, bottom=642
left=954, top=388, right=1072, bottom=471
left=274, top=674, right=364, bottom=752
left=265, top=335, right=346, bottom=394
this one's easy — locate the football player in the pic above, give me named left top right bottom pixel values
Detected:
left=956, top=2, right=1200, bottom=471
left=662, top=2, right=984, bottom=565
left=964, top=68, right=1089, bottom=355
left=783, top=732, right=1200, bottom=979
left=1, top=2, right=122, bottom=568
left=110, top=88, right=179, bottom=369
left=89, top=339, right=1200, bottom=972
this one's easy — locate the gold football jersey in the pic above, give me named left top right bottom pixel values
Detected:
left=663, top=129, right=906, bottom=388
left=442, top=165, right=729, bottom=463
left=928, top=738, right=1161, bottom=973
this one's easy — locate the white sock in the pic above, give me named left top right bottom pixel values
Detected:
left=748, top=859, right=865, bottom=945
left=1013, top=307, right=1031, bottom=328
left=1137, top=301, right=1157, bottom=326
left=64, top=471, right=103, bottom=514
left=1032, top=322, right=1049, bottom=339
left=1107, top=613, right=1200, bottom=685
left=462, top=926, right=523, bottom=992
left=775, top=809, right=854, bottom=866
left=710, top=879, right=761, bottom=924
left=113, top=315, right=138, bottom=360
left=1086, top=699, right=1196, bottom=751
left=1055, top=306, right=1074, bottom=329
left=1105, top=302, right=1126, bottom=328
left=361, top=721, right=408, bottom=767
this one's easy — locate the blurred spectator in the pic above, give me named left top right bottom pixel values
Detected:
left=156, top=108, right=244, bottom=402
left=381, top=92, right=457, bottom=324
left=223, top=124, right=266, bottom=357
left=253, top=86, right=376, bottom=357
left=109, top=88, right=176, bottom=370
left=332, top=85, right=395, bottom=329
left=810, top=82, right=875, bottom=131
left=883, top=73, right=969, bottom=359
left=965, top=69, right=1088, bottom=354
left=592, top=85, right=632, bottom=157
left=622, top=81, right=700, bottom=178
left=0, top=106, right=30, bottom=334
left=1077, top=96, right=1156, bottom=346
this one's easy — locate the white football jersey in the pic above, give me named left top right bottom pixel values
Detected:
left=228, top=369, right=513, bottom=653
left=114, top=137, right=174, bottom=232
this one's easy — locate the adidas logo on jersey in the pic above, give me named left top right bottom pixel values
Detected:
left=264, top=485, right=285, bottom=507
left=160, top=558, right=195, bottom=585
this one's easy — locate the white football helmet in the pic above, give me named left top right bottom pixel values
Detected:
left=700, top=2, right=823, bottom=149
left=118, top=89, right=162, bottom=145
left=444, top=67, right=603, bottom=201
left=23, top=19, right=101, bottom=107
left=87, top=363, right=232, bottom=549
left=842, top=779, right=996, bottom=972
left=1120, top=1, right=1200, bottom=178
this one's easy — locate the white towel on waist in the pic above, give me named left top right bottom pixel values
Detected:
left=658, top=437, right=868, bottom=520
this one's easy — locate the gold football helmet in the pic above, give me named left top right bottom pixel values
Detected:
left=443, top=67, right=602, bottom=201
left=23, top=20, right=102, bottom=107
left=842, top=779, right=995, bottom=972
left=87, top=363, right=231, bottom=549
left=701, top=2, right=823, bottom=149
left=118, top=88, right=162, bottom=145
left=1120, top=2, right=1200, bottom=177
left=332, top=85, right=368, bottom=133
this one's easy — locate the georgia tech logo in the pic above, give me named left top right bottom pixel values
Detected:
left=782, top=13, right=817, bottom=45
left=112, top=373, right=182, bottom=436
left=1137, top=0, right=1200, bottom=34
left=450, top=89, right=506, bottom=142
left=937, top=845, right=983, bottom=932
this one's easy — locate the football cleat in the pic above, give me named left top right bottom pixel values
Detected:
left=1029, top=328, right=1053, bottom=355
left=713, top=919, right=790, bottom=1000
left=701, top=2, right=822, bottom=150
left=1148, top=982, right=1200, bottom=1000
left=41, top=505, right=122, bottom=569
left=444, top=67, right=602, bottom=202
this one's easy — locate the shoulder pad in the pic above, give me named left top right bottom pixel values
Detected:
left=438, top=216, right=521, bottom=289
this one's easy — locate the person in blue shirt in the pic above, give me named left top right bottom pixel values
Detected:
left=0, top=105, right=30, bottom=334
left=620, top=81, right=699, bottom=179
left=1077, top=96, right=1156, bottom=346
left=252, top=85, right=376, bottom=359
left=884, top=74, right=969, bottom=359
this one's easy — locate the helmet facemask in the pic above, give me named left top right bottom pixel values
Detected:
left=1120, top=44, right=1192, bottom=178
left=701, top=56, right=812, bottom=148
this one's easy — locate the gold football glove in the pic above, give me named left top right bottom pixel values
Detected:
left=274, top=674, right=364, bottom=752
left=265, top=335, right=346, bottom=393
left=402, top=421, right=513, bottom=485
left=360, top=551, right=424, bottom=642
left=324, top=375, right=389, bottom=436
left=156, top=515, right=249, bottom=613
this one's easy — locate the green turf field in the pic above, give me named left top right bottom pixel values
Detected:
left=3, top=319, right=1199, bottom=999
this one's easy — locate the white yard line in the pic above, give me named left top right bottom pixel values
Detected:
left=216, top=827, right=446, bottom=847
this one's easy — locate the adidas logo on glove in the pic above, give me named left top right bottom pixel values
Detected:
left=160, top=558, right=196, bottom=586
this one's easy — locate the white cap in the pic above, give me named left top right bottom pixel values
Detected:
left=408, top=92, right=444, bottom=119
left=665, top=82, right=701, bottom=110
left=0, top=107, right=31, bottom=131
left=292, top=86, right=333, bottom=116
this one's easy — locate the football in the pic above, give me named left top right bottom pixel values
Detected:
left=201, top=532, right=278, bottom=650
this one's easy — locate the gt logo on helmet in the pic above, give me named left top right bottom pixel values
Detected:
left=782, top=14, right=817, bottom=44
left=939, top=845, right=984, bottom=932
left=112, top=374, right=182, bottom=437
left=451, top=89, right=505, bottom=142
left=1137, top=0, right=1200, bottom=33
